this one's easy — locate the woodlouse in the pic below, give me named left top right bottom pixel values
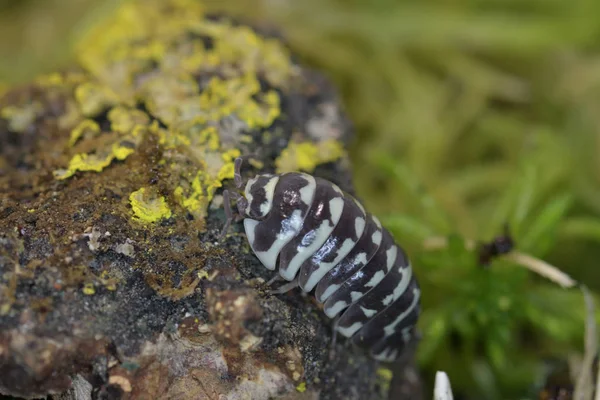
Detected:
left=222, top=158, right=421, bottom=362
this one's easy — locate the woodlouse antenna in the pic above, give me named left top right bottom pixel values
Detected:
left=220, top=156, right=251, bottom=241
left=234, top=157, right=244, bottom=189
left=220, top=189, right=248, bottom=241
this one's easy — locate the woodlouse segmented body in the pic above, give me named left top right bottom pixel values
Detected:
left=223, top=159, right=421, bottom=362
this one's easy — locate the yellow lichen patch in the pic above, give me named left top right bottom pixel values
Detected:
left=0, top=102, right=43, bottom=133
left=58, top=100, right=86, bottom=131
left=69, top=119, right=100, bottom=147
left=35, top=71, right=87, bottom=89
left=296, top=382, right=307, bottom=393
left=172, top=147, right=240, bottom=219
left=56, top=118, right=145, bottom=180
left=76, top=0, right=205, bottom=78
left=214, top=149, right=241, bottom=186
left=108, top=106, right=150, bottom=134
left=141, top=72, right=200, bottom=127
left=198, top=126, right=220, bottom=151
left=158, top=128, right=191, bottom=148
left=129, top=187, right=172, bottom=223
left=54, top=140, right=136, bottom=180
left=190, top=20, right=295, bottom=88
left=58, top=0, right=296, bottom=230
left=376, top=367, right=393, bottom=394
left=197, top=74, right=281, bottom=129
left=275, top=139, right=346, bottom=174
left=99, top=270, right=120, bottom=291
left=82, top=282, right=96, bottom=295
left=75, top=81, right=120, bottom=117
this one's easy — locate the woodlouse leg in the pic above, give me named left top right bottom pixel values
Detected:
left=220, top=189, right=234, bottom=240
left=269, top=277, right=298, bottom=295
left=266, top=274, right=283, bottom=286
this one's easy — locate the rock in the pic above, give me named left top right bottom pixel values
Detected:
left=0, top=0, right=415, bottom=399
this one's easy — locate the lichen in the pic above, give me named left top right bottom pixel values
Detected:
left=74, top=81, right=120, bottom=117
left=55, top=121, right=146, bottom=180
left=31, top=0, right=302, bottom=230
left=68, top=119, right=100, bottom=147
left=376, top=367, right=393, bottom=395
left=0, top=102, right=44, bottom=133
left=54, top=141, right=135, bottom=180
left=82, top=282, right=96, bottom=295
left=108, top=106, right=150, bottom=134
left=129, top=187, right=172, bottom=223
left=275, top=139, right=346, bottom=174
left=296, top=382, right=307, bottom=393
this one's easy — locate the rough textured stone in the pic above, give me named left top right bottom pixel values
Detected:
left=0, top=1, right=417, bottom=399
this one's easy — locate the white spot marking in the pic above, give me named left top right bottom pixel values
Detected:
left=353, top=252, right=368, bottom=267
left=355, top=217, right=366, bottom=237
left=383, top=288, right=420, bottom=337
left=244, top=177, right=257, bottom=215
left=288, top=197, right=344, bottom=290
left=372, top=216, right=382, bottom=229
left=386, top=246, right=398, bottom=272
left=372, top=231, right=382, bottom=246
left=310, top=237, right=358, bottom=296
left=298, top=174, right=316, bottom=206
left=385, top=266, right=412, bottom=305
left=252, top=209, right=304, bottom=273
left=382, top=293, right=394, bottom=307
left=350, top=291, right=363, bottom=302
left=361, top=306, right=377, bottom=317
left=258, top=176, right=280, bottom=217
left=325, top=300, right=348, bottom=318
left=365, top=270, right=385, bottom=288
left=336, top=322, right=363, bottom=337
left=331, top=184, right=343, bottom=195
left=244, top=219, right=258, bottom=247
left=319, top=284, right=340, bottom=302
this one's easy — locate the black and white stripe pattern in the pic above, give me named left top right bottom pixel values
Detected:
left=239, top=171, right=420, bottom=362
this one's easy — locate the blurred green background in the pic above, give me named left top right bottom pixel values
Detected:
left=2, top=0, right=600, bottom=398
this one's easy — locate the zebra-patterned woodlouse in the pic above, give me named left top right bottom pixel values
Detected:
left=222, top=157, right=421, bottom=362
